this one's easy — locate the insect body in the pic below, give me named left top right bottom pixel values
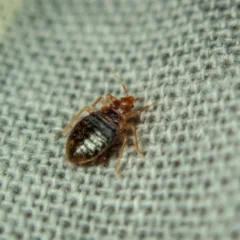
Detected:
left=57, top=69, right=155, bottom=177
left=66, top=110, right=119, bottom=165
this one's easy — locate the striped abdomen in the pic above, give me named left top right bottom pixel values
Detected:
left=66, top=111, right=119, bottom=165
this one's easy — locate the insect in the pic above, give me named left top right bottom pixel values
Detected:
left=56, top=69, right=155, bottom=177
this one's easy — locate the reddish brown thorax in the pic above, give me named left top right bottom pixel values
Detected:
left=110, top=96, right=136, bottom=114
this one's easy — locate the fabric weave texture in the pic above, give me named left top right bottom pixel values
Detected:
left=1, top=0, right=240, bottom=239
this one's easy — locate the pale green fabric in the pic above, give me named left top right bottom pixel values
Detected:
left=1, top=0, right=240, bottom=239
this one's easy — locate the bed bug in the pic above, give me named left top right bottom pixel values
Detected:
left=56, top=69, right=155, bottom=177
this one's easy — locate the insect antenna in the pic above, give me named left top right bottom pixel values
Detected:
left=110, top=68, right=129, bottom=96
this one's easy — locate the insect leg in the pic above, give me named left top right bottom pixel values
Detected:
left=141, top=101, right=157, bottom=112
left=124, top=110, right=141, bottom=120
left=135, top=97, right=144, bottom=101
left=124, top=123, right=145, bottom=158
left=107, top=94, right=117, bottom=103
left=91, top=97, right=107, bottom=108
left=55, top=107, right=93, bottom=139
left=115, top=135, right=128, bottom=178
left=63, top=107, right=93, bottom=134
left=124, top=102, right=157, bottom=120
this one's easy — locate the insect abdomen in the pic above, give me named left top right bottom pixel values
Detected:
left=66, top=112, right=118, bottom=164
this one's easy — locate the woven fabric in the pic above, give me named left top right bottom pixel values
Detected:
left=1, top=0, right=240, bottom=239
